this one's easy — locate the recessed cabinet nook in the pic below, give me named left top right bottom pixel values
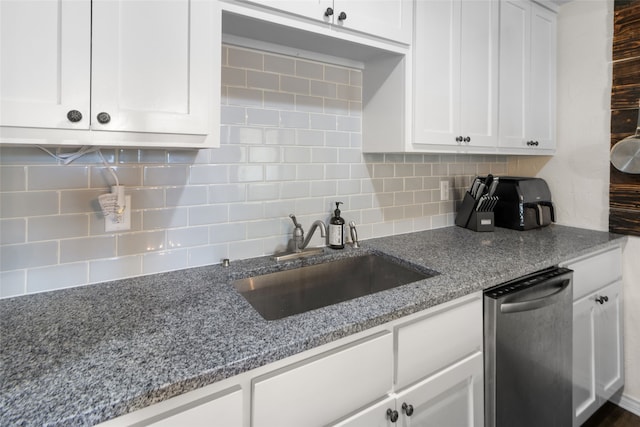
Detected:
left=1, top=0, right=556, bottom=153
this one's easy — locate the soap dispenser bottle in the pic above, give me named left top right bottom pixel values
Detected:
left=329, top=202, right=345, bottom=249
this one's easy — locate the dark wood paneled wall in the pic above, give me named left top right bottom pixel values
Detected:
left=610, top=0, right=640, bottom=237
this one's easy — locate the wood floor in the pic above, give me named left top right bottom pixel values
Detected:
left=582, top=402, right=640, bottom=427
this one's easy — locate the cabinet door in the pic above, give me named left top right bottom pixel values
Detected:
left=0, top=0, right=90, bottom=129
left=572, top=293, right=598, bottom=427
left=595, top=281, right=624, bottom=403
left=253, top=332, right=393, bottom=427
left=413, top=0, right=460, bottom=146
left=91, top=0, right=216, bottom=135
left=413, top=0, right=498, bottom=148
left=241, top=0, right=333, bottom=22
left=148, top=388, right=243, bottom=427
left=335, top=0, right=412, bottom=44
left=396, top=298, right=482, bottom=390
left=528, top=3, right=556, bottom=149
left=498, top=0, right=530, bottom=149
left=458, top=0, right=499, bottom=148
left=396, top=352, right=484, bottom=427
left=332, top=396, right=396, bottom=427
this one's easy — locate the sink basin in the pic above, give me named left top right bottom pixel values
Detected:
left=232, top=254, right=436, bottom=320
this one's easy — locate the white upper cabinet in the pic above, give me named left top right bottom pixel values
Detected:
left=91, top=0, right=215, bottom=136
left=412, top=0, right=499, bottom=150
left=1, top=0, right=220, bottom=148
left=499, top=0, right=556, bottom=151
left=0, top=1, right=91, bottom=130
left=239, top=0, right=412, bottom=44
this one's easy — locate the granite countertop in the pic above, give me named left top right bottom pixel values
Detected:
left=0, top=225, right=626, bottom=426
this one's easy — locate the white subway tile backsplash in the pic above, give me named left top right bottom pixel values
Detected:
left=189, top=165, right=229, bottom=185
left=143, top=165, right=189, bottom=186
left=247, top=183, right=280, bottom=201
left=0, top=270, right=25, bottom=298
left=188, top=244, right=229, bottom=267
left=229, top=165, right=264, bottom=183
left=166, top=186, right=207, bottom=207
left=311, top=147, right=338, bottom=163
left=209, top=184, right=246, bottom=203
left=228, top=47, right=263, bottom=70
left=264, top=92, right=295, bottom=111
left=221, top=106, right=246, bottom=125
left=283, top=147, right=311, bottom=163
left=89, top=255, right=142, bottom=284
left=210, top=222, right=246, bottom=243
left=324, top=65, right=350, bottom=84
left=28, top=166, right=89, bottom=190
left=28, top=214, right=89, bottom=241
left=264, top=54, right=295, bottom=75
left=247, top=108, right=280, bottom=126
left=296, top=95, right=324, bottom=113
left=266, top=165, right=297, bottom=181
left=1, top=166, right=26, bottom=191
left=168, top=226, right=209, bottom=248
left=280, top=75, right=310, bottom=95
left=0, top=219, right=25, bottom=245
left=310, top=113, right=337, bottom=130
left=60, top=236, right=116, bottom=263
left=222, top=66, right=247, bottom=87
left=325, top=164, right=350, bottom=179
left=247, top=70, right=279, bottom=90
left=143, top=208, right=188, bottom=230
left=229, top=202, right=265, bottom=221
left=129, top=188, right=165, bottom=210
left=189, top=205, right=229, bottom=226
left=280, top=111, right=309, bottom=129
left=310, top=80, right=337, bottom=98
left=296, top=60, right=324, bottom=79
left=118, top=230, right=166, bottom=256
left=0, top=241, right=58, bottom=270
left=249, top=146, right=281, bottom=163
left=143, top=250, right=189, bottom=275
left=27, top=263, right=87, bottom=293
left=296, top=129, right=324, bottom=146
left=1, top=44, right=489, bottom=298
left=228, top=87, right=264, bottom=107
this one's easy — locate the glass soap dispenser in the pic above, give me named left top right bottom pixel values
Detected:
left=329, top=202, right=345, bottom=249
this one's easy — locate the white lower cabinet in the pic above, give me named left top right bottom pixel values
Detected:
left=572, top=280, right=624, bottom=427
left=99, top=294, right=482, bottom=427
left=333, top=296, right=483, bottom=427
left=563, top=247, right=624, bottom=427
left=147, top=387, right=243, bottom=427
left=395, top=352, right=483, bottom=427
left=252, top=332, right=393, bottom=427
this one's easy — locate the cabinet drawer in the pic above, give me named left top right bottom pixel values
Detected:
left=148, top=387, right=242, bottom=427
left=252, top=331, right=393, bottom=427
left=565, top=247, right=622, bottom=301
left=396, top=298, right=482, bottom=390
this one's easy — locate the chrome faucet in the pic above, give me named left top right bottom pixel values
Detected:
left=289, top=214, right=327, bottom=253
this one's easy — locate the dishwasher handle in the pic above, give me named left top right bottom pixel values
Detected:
left=500, top=278, right=571, bottom=314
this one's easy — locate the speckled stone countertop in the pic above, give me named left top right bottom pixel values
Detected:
left=0, top=225, right=625, bottom=426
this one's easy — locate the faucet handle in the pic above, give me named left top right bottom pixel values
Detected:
left=349, top=221, right=360, bottom=248
left=289, top=214, right=301, bottom=228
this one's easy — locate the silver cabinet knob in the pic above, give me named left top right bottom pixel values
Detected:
left=97, top=112, right=111, bottom=124
left=67, top=110, right=83, bottom=123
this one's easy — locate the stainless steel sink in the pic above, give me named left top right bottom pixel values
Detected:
left=232, top=254, right=436, bottom=320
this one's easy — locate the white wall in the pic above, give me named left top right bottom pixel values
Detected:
left=509, top=0, right=640, bottom=412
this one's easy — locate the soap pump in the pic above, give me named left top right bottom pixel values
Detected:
left=329, top=202, right=345, bottom=249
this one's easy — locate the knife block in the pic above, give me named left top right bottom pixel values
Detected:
left=455, top=192, right=495, bottom=232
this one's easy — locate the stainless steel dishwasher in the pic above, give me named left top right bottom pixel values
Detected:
left=484, top=266, right=573, bottom=427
